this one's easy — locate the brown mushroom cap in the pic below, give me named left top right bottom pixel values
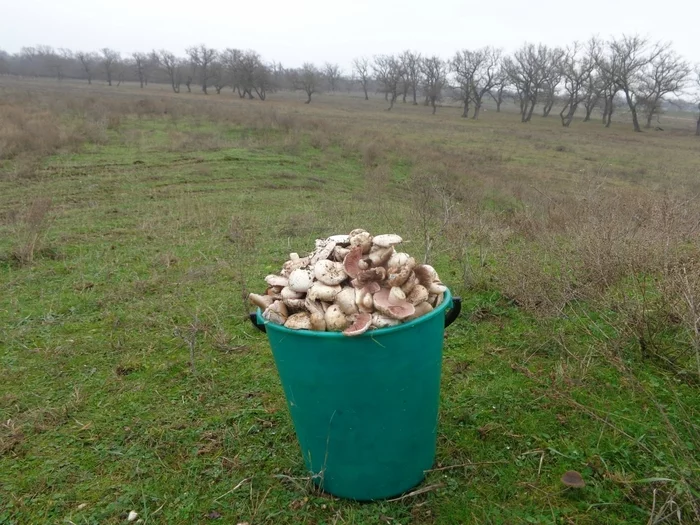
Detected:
left=325, top=304, right=348, bottom=331
left=310, top=312, right=326, bottom=331
left=368, top=246, right=395, bottom=267
left=248, top=293, right=274, bottom=310
left=405, top=301, right=433, bottom=321
left=373, top=288, right=416, bottom=320
left=561, top=471, right=585, bottom=488
left=343, top=312, right=372, bottom=336
left=413, top=264, right=436, bottom=287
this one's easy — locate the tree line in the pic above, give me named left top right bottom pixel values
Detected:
left=1, top=37, right=699, bottom=134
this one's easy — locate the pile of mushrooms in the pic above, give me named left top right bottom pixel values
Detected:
left=248, top=229, right=447, bottom=336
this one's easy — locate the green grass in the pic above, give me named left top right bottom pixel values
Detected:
left=1, top=84, right=699, bottom=524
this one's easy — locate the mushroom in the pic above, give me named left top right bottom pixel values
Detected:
left=428, top=281, right=448, bottom=294
left=327, top=234, right=350, bottom=245
left=307, top=282, right=341, bottom=302
left=372, top=288, right=416, bottom=320
left=325, top=304, right=348, bottom=331
left=265, top=274, right=289, bottom=288
left=388, top=252, right=410, bottom=270
left=368, top=245, right=395, bottom=267
left=285, top=312, right=312, bottom=330
left=310, top=312, right=326, bottom=331
left=262, top=300, right=288, bottom=325
left=281, top=286, right=304, bottom=300
left=387, top=256, right=416, bottom=287
left=406, top=285, right=429, bottom=305
left=288, top=269, right=313, bottom=293
left=248, top=293, right=274, bottom=310
left=333, top=246, right=350, bottom=262
left=353, top=267, right=387, bottom=287
left=349, top=229, right=372, bottom=254
left=335, top=287, right=359, bottom=315
left=371, top=313, right=401, bottom=328
left=561, top=471, right=585, bottom=489
left=314, top=259, right=347, bottom=285
left=342, top=245, right=364, bottom=278
left=389, top=286, right=406, bottom=304
left=405, top=301, right=433, bottom=321
left=413, top=264, right=438, bottom=287
left=343, top=312, right=372, bottom=336
left=400, top=273, right=418, bottom=294
left=310, top=239, right=337, bottom=264
left=282, top=298, right=306, bottom=312
left=372, top=234, right=403, bottom=248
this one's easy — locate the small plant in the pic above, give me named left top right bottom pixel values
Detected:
left=11, top=197, right=53, bottom=266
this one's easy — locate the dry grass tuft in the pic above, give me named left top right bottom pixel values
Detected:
left=10, top=197, right=53, bottom=266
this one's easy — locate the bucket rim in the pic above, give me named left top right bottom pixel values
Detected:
left=255, top=289, right=453, bottom=338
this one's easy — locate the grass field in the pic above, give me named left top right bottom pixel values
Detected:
left=1, top=78, right=699, bottom=524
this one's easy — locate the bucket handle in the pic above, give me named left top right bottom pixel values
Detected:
left=250, top=297, right=461, bottom=333
left=444, top=296, right=461, bottom=328
left=249, top=312, right=267, bottom=333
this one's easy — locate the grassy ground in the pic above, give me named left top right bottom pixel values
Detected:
left=1, top=79, right=699, bottom=524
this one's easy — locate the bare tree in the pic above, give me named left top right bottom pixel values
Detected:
left=540, top=49, right=564, bottom=117
left=373, top=55, right=403, bottom=110
left=132, top=52, right=147, bottom=88
left=158, top=50, right=181, bottom=93
left=488, top=66, right=509, bottom=112
left=400, top=51, right=421, bottom=104
left=451, top=50, right=477, bottom=118
left=352, top=57, right=370, bottom=100
left=582, top=72, right=604, bottom=122
left=471, top=48, right=502, bottom=119
left=420, top=56, right=447, bottom=115
left=638, top=47, right=690, bottom=128
left=100, top=48, right=120, bottom=86
left=323, top=62, right=341, bottom=91
left=186, top=45, right=217, bottom=94
left=76, top=51, right=96, bottom=84
left=603, top=35, right=663, bottom=132
left=505, top=44, right=558, bottom=123
left=558, top=42, right=595, bottom=127
left=293, top=62, right=320, bottom=103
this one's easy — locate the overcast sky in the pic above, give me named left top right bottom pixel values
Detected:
left=2, top=0, right=699, bottom=70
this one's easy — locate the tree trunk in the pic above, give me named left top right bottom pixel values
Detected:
left=363, top=84, right=368, bottom=100
left=202, top=82, right=208, bottom=95
left=305, top=92, right=312, bottom=104
left=496, top=98, right=502, bottom=112
left=87, top=75, right=92, bottom=85
left=431, top=100, right=437, bottom=115
left=472, top=101, right=481, bottom=120
left=622, top=90, right=642, bottom=132
left=107, top=72, right=112, bottom=86
left=542, top=99, right=554, bottom=117
left=412, top=86, right=418, bottom=105
left=696, top=114, right=700, bottom=136
left=583, top=105, right=593, bottom=122
left=387, top=94, right=396, bottom=111
left=462, top=99, right=469, bottom=118
left=385, top=92, right=388, bottom=101
left=139, top=78, right=144, bottom=89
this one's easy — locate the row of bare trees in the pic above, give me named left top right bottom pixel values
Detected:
left=1, top=37, right=698, bottom=133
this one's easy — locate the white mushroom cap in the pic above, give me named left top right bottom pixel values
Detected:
left=288, top=269, right=314, bottom=293
left=372, top=234, right=403, bottom=248
left=324, top=304, right=348, bottom=331
left=310, top=312, right=326, bottom=331
left=368, top=246, right=394, bottom=267
left=388, top=252, right=410, bottom=270
left=307, top=282, right=341, bottom=302
left=327, top=234, right=350, bottom=245
left=281, top=287, right=304, bottom=300
left=310, top=240, right=337, bottom=264
left=262, top=300, right=288, bottom=325
left=371, top=313, right=401, bottom=328
left=314, top=259, right=348, bottom=285
left=285, top=312, right=312, bottom=330
left=407, top=285, right=429, bottom=305
left=335, top=287, right=359, bottom=315
left=349, top=231, right=372, bottom=254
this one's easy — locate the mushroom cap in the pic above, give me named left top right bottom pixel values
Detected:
left=265, top=274, right=289, bottom=288
left=372, top=234, right=403, bottom=248
left=388, top=252, right=410, bottom=270
left=327, top=234, right=351, bottom=245
left=428, top=281, right=448, bottom=294
left=561, top=471, right=585, bottom=488
left=387, top=257, right=415, bottom=287
left=407, top=284, right=429, bottom=305
left=413, top=264, right=438, bottom=287
left=280, top=286, right=304, bottom=300
left=389, top=286, right=406, bottom=304
left=343, top=245, right=364, bottom=279
left=324, top=304, right=348, bottom=331
left=405, top=301, right=433, bottom=321
left=349, top=231, right=372, bottom=254
left=262, top=300, right=288, bottom=325
left=371, top=313, right=401, bottom=328
left=343, top=312, right=372, bottom=336
left=373, top=288, right=416, bottom=320
left=284, top=312, right=312, bottom=330
left=368, top=246, right=395, bottom=267
left=308, top=282, right=341, bottom=302
left=310, top=312, right=326, bottom=331
left=310, top=240, right=337, bottom=264
left=288, top=269, right=314, bottom=293
left=314, top=259, right=348, bottom=286
left=335, top=287, right=359, bottom=315
left=333, top=246, right=350, bottom=262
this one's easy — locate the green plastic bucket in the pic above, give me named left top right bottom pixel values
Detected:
left=250, top=289, right=461, bottom=501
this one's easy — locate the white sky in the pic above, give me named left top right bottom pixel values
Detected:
left=2, top=0, right=699, bottom=71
